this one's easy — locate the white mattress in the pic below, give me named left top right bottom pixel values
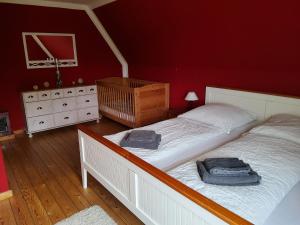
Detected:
left=264, top=181, right=300, bottom=225
left=168, top=133, right=300, bottom=225
left=105, top=117, right=255, bottom=171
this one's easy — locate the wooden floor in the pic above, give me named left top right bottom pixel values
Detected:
left=0, top=118, right=144, bottom=225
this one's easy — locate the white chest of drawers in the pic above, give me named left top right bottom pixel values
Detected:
left=22, top=85, right=100, bottom=137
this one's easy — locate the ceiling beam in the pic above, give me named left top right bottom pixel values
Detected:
left=85, top=8, right=128, bottom=77
left=0, top=0, right=128, bottom=77
left=88, top=0, right=117, bottom=10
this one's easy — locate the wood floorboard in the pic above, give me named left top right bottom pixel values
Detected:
left=5, top=156, right=36, bottom=225
left=0, top=118, right=143, bottom=225
left=13, top=140, right=78, bottom=218
left=0, top=199, right=17, bottom=225
left=4, top=143, right=53, bottom=225
left=12, top=141, right=68, bottom=223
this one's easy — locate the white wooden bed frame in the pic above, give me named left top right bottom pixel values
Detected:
left=78, top=87, right=300, bottom=225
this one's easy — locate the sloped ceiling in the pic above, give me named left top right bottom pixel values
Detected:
left=0, top=0, right=116, bottom=9
left=42, top=0, right=116, bottom=8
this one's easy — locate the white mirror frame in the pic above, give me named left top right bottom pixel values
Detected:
left=22, top=32, right=78, bottom=69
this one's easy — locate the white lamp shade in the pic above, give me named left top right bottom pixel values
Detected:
left=185, top=91, right=199, bottom=101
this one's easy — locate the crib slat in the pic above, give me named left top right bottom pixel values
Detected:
left=118, top=89, right=121, bottom=119
left=96, top=77, right=169, bottom=128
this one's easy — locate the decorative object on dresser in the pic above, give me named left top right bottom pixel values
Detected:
left=185, top=91, right=199, bottom=110
left=22, top=32, right=78, bottom=69
left=97, top=77, right=169, bottom=128
left=43, top=81, right=50, bottom=88
left=78, top=77, right=84, bottom=85
left=22, top=85, right=100, bottom=138
left=55, top=58, right=63, bottom=88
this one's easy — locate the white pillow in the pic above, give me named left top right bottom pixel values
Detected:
left=178, top=103, right=256, bottom=133
left=250, top=114, right=300, bottom=145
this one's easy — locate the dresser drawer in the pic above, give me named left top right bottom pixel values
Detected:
left=77, top=94, right=98, bottom=108
left=25, top=100, right=52, bottom=117
left=63, top=88, right=76, bottom=98
left=78, top=107, right=99, bottom=122
left=53, top=97, right=76, bottom=113
left=75, top=87, right=86, bottom=96
left=27, top=115, right=54, bottom=132
left=86, top=85, right=97, bottom=95
left=54, top=111, right=78, bottom=127
left=51, top=89, right=64, bottom=99
left=38, top=90, right=51, bottom=101
left=23, top=92, right=38, bottom=103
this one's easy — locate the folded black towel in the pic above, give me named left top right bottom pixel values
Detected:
left=203, top=158, right=251, bottom=176
left=120, top=130, right=161, bottom=150
left=196, top=160, right=261, bottom=186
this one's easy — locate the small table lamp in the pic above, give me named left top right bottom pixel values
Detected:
left=185, top=91, right=199, bottom=110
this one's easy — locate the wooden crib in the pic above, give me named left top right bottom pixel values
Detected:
left=96, top=77, right=169, bottom=128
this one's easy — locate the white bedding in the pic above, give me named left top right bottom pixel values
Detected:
left=105, top=117, right=254, bottom=171
left=264, top=181, right=300, bottom=225
left=168, top=133, right=300, bottom=225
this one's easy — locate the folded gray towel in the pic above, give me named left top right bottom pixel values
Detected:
left=127, top=130, right=157, bottom=143
left=120, top=131, right=161, bottom=150
left=204, top=158, right=251, bottom=176
left=210, top=166, right=251, bottom=176
left=196, top=161, right=261, bottom=186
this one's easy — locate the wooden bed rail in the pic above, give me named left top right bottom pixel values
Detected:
left=77, top=124, right=252, bottom=225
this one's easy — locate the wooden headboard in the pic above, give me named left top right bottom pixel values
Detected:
left=205, top=87, right=300, bottom=121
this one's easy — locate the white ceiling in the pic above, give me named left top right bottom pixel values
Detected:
left=44, top=0, right=96, bottom=3
left=47, top=0, right=116, bottom=9
left=42, top=0, right=102, bottom=5
left=0, top=0, right=116, bottom=9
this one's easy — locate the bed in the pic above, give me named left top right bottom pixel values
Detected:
left=97, top=77, right=169, bottom=128
left=78, top=87, right=300, bottom=225
left=105, top=116, right=255, bottom=171
left=168, top=114, right=300, bottom=225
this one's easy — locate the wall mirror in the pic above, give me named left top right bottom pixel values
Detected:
left=22, top=32, right=78, bottom=69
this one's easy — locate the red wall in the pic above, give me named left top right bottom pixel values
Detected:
left=0, top=3, right=121, bottom=131
left=95, top=0, right=300, bottom=109
left=0, top=146, right=9, bottom=193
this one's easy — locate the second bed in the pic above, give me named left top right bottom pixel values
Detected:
left=168, top=114, right=300, bottom=225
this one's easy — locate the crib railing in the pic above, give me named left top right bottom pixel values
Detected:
left=98, top=85, right=136, bottom=127
left=97, top=77, right=169, bottom=128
